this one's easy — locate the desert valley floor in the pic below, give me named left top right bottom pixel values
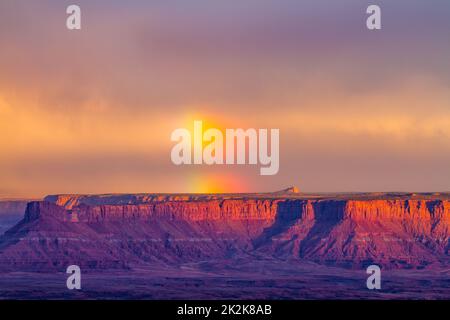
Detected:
left=0, top=260, right=449, bottom=299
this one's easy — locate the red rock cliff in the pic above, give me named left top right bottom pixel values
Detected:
left=1, top=196, right=448, bottom=271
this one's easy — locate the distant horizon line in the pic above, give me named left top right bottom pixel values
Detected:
left=2, top=189, right=450, bottom=201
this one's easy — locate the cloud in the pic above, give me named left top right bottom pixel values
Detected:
left=0, top=0, right=449, bottom=196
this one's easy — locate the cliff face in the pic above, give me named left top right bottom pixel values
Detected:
left=70, top=199, right=279, bottom=222
left=262, top=199, right=450, bottom=268
left=0, top=196, right=449, bottom=271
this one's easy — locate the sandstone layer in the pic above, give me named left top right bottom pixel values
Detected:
left=0, top=193, right=448, bottom=271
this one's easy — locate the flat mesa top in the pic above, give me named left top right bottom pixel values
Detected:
left=43, top=191, right=450, bottom=203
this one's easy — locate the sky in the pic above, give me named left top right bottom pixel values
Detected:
left=0, top=0, right=450, bottom=197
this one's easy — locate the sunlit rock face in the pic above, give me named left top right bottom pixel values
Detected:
left=0, top=192, right=448, bottom=272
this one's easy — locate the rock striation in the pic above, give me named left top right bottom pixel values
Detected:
left=0, top=193, right=448, bottom=271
